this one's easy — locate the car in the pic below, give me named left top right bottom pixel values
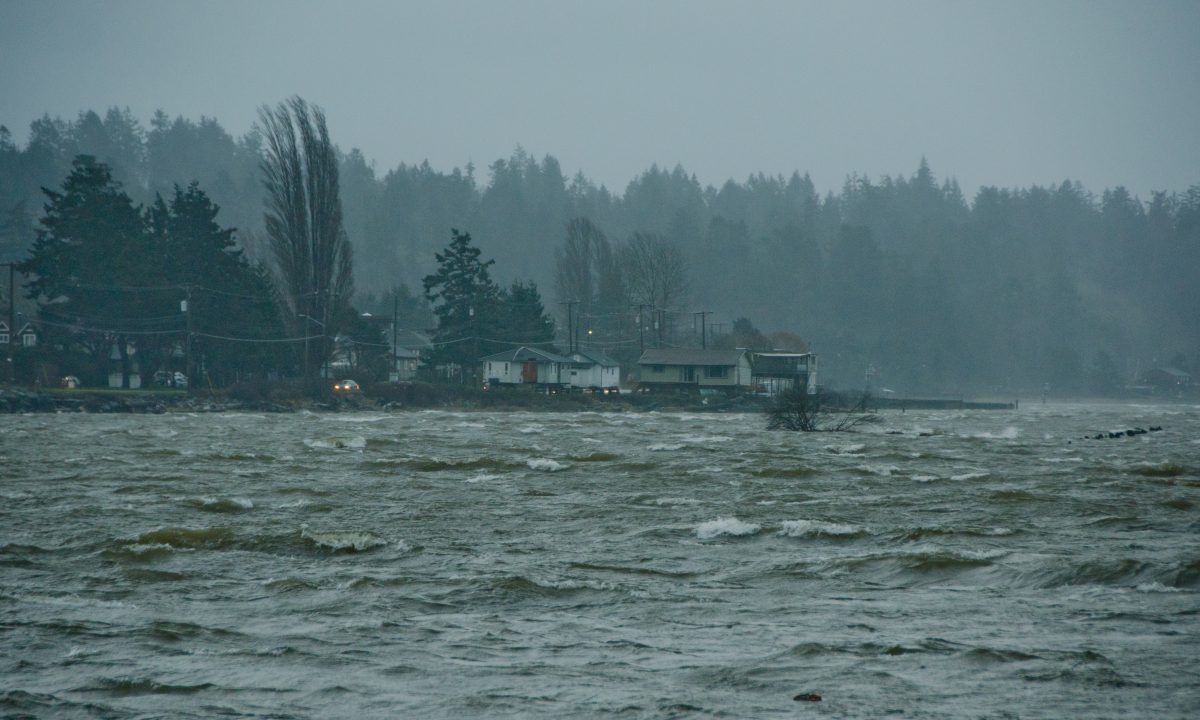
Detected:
left=61, top=375, right=81, bottom=389
left=333, top=379, right=360, bottom=393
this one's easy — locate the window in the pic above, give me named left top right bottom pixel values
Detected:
left=652, top=365, right=664, bottom=373
left=0, top=333, right=7, bottom=345
left=22, top=334, right=35, bottom=347
left=705, top=365, right=729, bottom=379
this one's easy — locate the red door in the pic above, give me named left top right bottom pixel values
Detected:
left=522, top=361, right=538, bottom=383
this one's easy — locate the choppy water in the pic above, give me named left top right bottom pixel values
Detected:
left=2, top=404, right=1198, bottom=718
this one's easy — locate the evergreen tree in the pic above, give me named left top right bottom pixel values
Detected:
left=498, top=280, right=555, bottom=349
left=422, top=229, right=500, bottom=379
left=19, top=156, right=156, bottom=386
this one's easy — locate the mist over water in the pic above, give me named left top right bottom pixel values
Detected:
left=2, top=405, right=1198, bottom=718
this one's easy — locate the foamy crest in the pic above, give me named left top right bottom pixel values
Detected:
left=465, top=473, right=500, bottom=483
left=654, top=497, right=701, bottom=506
left=913, top=475, right=940, bottom=483
left=972, top=426, right=1019, bottom=440
left=695, top=516, right=761, bottom=539
left=824, top=443, right=865, bottom=454
left=858, top=464, right=900, bottom=476
left=301, top=528, right=389, bottom=552
left=779, top=519, right=863, bottom=537
left=950, top=471, right=990, bottom=481
left=303, top=436, right=366, bottom=451
left=1135, top=582, right=1181, bottom=593
left=649, top=443, right=684, bottom=451
left=194, top=497, right=254, bottom=512
left=527, top=458, right=568, bottom=471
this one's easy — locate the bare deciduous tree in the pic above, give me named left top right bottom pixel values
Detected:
left=621, top=231, right=688, bottom=311
left=257, top=97, right=353, bottom=386
left=766, top=389, right=874, bottom=432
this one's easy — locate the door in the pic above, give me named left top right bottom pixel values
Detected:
left=522, top=361, right=538, bottom=383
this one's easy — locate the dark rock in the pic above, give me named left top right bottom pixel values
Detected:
left=793, top=693, right=822, bottom=702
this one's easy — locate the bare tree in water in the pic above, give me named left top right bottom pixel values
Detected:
left=767, top=388, right=874, bottom=432
left=257, top=97, right=353, bottom=388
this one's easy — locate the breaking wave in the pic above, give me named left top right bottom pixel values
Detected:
left=779, top=519, right=865, bottom=538
left=695, top=517, right=761, bottom=539
left=527, top=458, right=568, bottom=471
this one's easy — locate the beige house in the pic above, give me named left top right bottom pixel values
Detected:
left=637, top=348, right=752, bottom=389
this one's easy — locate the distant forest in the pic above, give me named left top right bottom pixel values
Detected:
left=1, top=107, right=1197, bottom=394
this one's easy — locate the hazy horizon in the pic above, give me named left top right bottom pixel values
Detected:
left=3, top=0, right=1198, bottom=199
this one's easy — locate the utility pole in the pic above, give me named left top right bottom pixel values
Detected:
left=636, top=304, right=647, bottom=352
left=561, top=301, right=579, bottom=354
left=4, top=263, right=14, bottom=384
left=694, top=311, right=710, bottom=349
left=392, top=292, right=398, bottom=383
left=181, top=286, right=193, bottom=393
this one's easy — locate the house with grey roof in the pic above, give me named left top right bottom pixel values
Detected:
left=566, top=350, right=621, bottom=391
left=637, top=348, right=752, bottom=390
left=481, top=346, right=572, bottom=387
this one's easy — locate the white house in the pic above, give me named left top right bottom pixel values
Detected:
left=566, top=351, right=621, bottom=391
left=15, top=323, right=36, bottom=347
left=481, top=347, right=571, bottom=387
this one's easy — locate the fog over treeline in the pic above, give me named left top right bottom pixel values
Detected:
left=1, top=107, right=1197, bottom=394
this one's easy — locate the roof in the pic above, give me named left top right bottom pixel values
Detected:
left=752, top=352, right=814, bottom=376
left=385, top=328, right=433, bottom=351
left=638, top=348, right=747, bottom=367
left=480, top=346, right=572, bottom=364
left=571, top=350, right=620, bottom=367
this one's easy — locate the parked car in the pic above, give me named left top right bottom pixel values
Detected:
left=333, top=379, right=360, bottom=393
left=60, top=375, right=81, bottom=389
left=152, top=370, right=188, bottom=388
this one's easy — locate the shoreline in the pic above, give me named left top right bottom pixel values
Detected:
left=4, top=387, right=1171, bottom=415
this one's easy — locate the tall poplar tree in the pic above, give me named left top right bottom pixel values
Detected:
left=257, top=97, right=353, bottom=387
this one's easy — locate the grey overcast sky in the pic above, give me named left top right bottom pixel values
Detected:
left=2, top=0, right=1197, bottom=198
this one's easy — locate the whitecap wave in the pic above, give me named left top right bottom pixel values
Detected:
left=950, top=471, right=990, bottom=481
left=1135, top=582, right=1182, bottom=593
left=824, top=443, right=865, bottom=454
left=654, top=497, right=701, bottom=506
left=527, top=458, right=567, bottom=471
left=682, top=435, right=734, bottom=444
left=972, top=426, right=1019, bottom=440
left=695, top=516, right=760, bottom=539
left=301, top=528, right=388, bottom=552
left=303, top=436, right=366, bottom=450
left=779, top=519, right=863, bottom=537
left=649, top=443, right=684, bottom=451
left=465, top=473, right=500, bottom=483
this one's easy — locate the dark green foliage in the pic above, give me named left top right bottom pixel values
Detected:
left=2, top=107, right=1198, bottom=394
left=422, top=229, right=501, bottom=376
left=18, top=157, right=286, bottom=386
left=498, top=280, right=555, bottom=348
